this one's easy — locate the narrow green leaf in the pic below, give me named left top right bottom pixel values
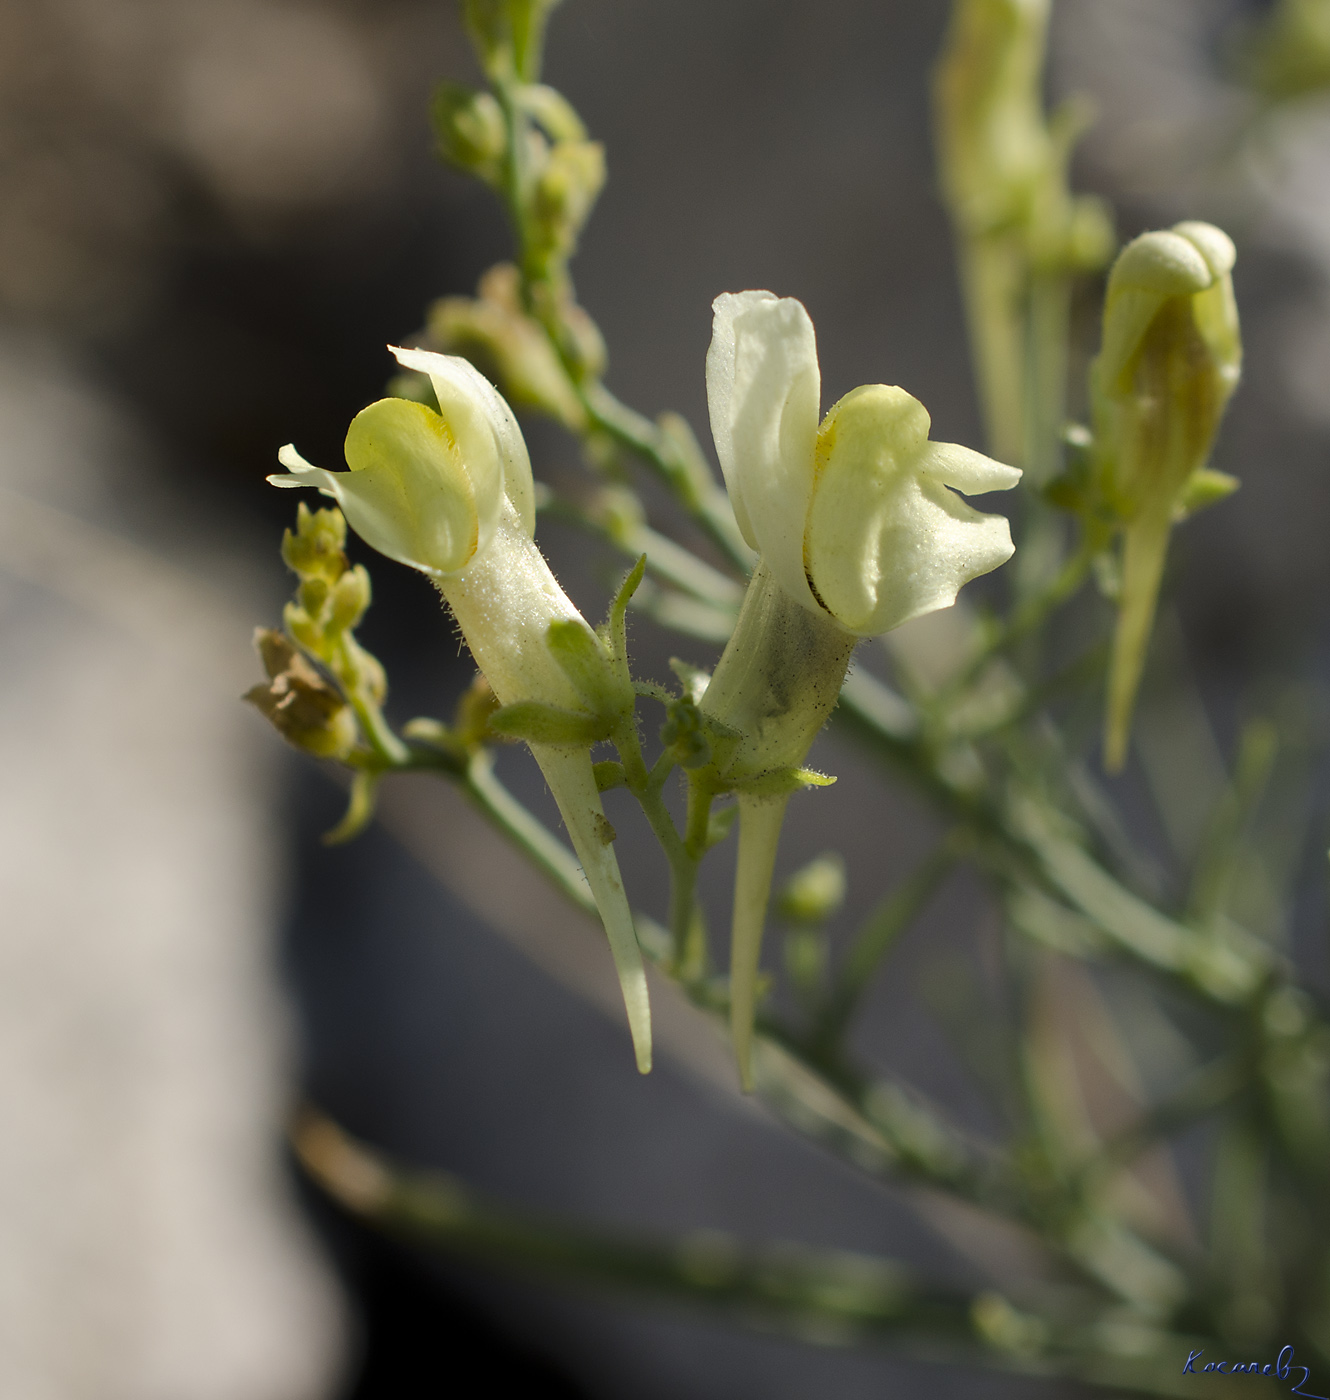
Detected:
left=668, top=656, right=711, bottom=703
left=592, top=759, right=627, bottom=792
left=546, top=618, right=624, bottom=712
left=607, top=554, right=647, bottom=667
left=1176, top=468, right=1240, bottom=519
left=734, top=766, right=837, bottom=799
left=705, top=803, right=737, bottom=850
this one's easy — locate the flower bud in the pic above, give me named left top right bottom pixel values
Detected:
left=1242, top=0, right=1330, bottom=100
left=328, top=565, right=372, bottom=634
left=529, top=138, right=606, bottom=271
left=1091, top=221, right=1242, bottom=771
left=298, top=575, right=330, bottom=619
left=432, top=84, right=507, bottom=183
left=281, top=501, right=347, bottom=582
left=463, top=0, right=560, bottom=82
left=245, top=630, right=357, bottom=760
left=1093, top=222, right=1241, bottom=520
left=778, top=852, right=847, bottom=926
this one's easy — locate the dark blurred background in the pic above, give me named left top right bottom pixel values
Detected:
left=1, top=1, right=1328, bottom=1396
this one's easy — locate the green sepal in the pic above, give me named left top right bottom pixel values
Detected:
left=668, top=656, right=711, bottom=704
left=488, top=699, right=612, bottom=745
left=452, top=674, right=502, bottom=749
left=592, top=759, right=627, bottom=792
left=1176, top=468, right=1240, bottom=519
left=659, top=697, right=711, bottom=769
left=604, top=555, right=647, bottom=664
left=704, top=803, right=738, bottom=850
left=546, top=619, right=628, bottom=714
left=1093, top=549, right=1122, bottom=602
left=702, top=716, right=744, bottom=777
left=732, top=766, right=837, bottom=799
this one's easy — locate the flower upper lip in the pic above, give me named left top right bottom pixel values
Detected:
left=268, top=345, right=535, bottom=579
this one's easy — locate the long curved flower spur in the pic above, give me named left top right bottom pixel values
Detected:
left=702, top=291, right=1021, bottom=1089
left=269, top=346, right=653, bottom=1072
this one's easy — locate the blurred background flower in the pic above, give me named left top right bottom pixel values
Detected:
left=1, top=2, right=1328, bottom=1397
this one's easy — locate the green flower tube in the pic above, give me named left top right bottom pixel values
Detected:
left=702, top=291, right=1021, bottom=1088
left=269, top=346, right=652, bottom=1073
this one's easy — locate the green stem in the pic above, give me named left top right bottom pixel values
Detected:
left=959, top=234, right=1028, bottom=468
left=1023, top=268, right=1072, bottom=488
left=296, top=1106, right=1237, bottom=1398
left=460, top=748, right=597, bottom=918
left=334, top=636, right=410, bottom=765
left=295, top=1106, right=969, bottom=1337
left=494, top=77, right=540, bottom=287
left=615, top=718, right=699, bottom=973
left=815, top=838, right=962, bottom=1046
left=580, top=381, right=753, bottom=570
left=489, top=62, right=750, bottom=576
left=684, top=777, right=713, bottom=859
left=1186, top=718, right=1278, bottom=931
left=545, top=496, right=744, bottom=608
left=938, top=531, right=1096, bottom=706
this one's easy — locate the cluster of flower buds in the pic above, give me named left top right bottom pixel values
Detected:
left=245, top=503, right=386, bottom=763
left=417, top=263, right=604, bottom=432
left=1089, top=222, right=1242, bottom=771
left=435, top=3, right=604, bottom=293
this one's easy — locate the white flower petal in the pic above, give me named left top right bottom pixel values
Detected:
left=805, top=386, right=1015, bottom=635
left=706, top=291, right=821, bottom=611
left=918, top=441, right=1022, bottom=494
left=268, top=445, right=341, bottom=496
left=390, top=345, right=535, bottom=543
left=342, top=398, right=484, bottom=576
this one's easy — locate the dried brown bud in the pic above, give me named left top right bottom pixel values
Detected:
left=246, top=629, right=357, bottom=759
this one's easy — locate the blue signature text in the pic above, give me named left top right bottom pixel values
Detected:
left=1184, top=1346, right=1326, bottom=1398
